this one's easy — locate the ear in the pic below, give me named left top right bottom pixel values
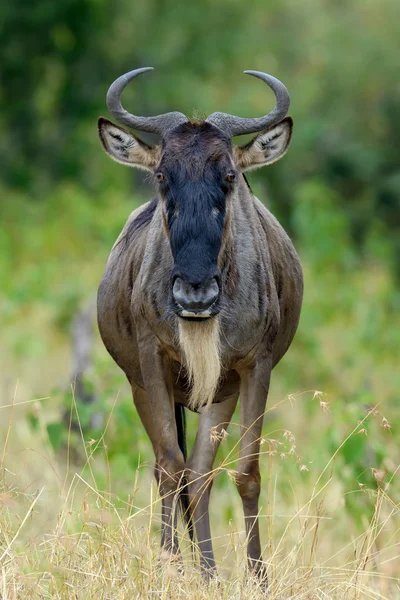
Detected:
left=98, top=117, right=160, bottom=171
left=234, top=117, right=293, bottom=172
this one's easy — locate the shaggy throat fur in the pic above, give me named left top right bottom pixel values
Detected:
left=178, top=318, right=221, bottom=410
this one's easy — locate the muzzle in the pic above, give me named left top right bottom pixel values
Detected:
left=172, top=276, right=220, bottom=318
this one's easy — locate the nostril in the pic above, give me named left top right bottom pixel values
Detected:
left=172, top=277, right=186, bottom=306
left=204, top=277, right=219, bottom=306
left=172, top=277, right=183, bottom=295
left=208, top=277, right=219, bottom=297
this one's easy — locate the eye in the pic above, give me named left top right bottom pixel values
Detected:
left=225, top=172, right=236, bottom=183
left=156, top=172, right=165, bottom=183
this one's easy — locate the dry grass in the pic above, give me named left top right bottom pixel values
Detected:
left=0, top=390, right=399, bottom=600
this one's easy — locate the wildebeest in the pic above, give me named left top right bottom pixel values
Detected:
left=97, top=67, right=303, bottom=584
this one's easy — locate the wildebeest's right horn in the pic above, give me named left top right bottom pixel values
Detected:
left=106, top=67, right=188, bottom=135
left=206, top=70, right=290, bottom=137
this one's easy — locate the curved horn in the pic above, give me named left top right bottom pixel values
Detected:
left=206, top=70, right=290, bottom=137
left=106, top=67, right=187, bottom=135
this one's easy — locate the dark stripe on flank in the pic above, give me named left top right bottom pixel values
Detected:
left=123, top=313, right=133, bottom=338
left=254, top=261, right=266, bottom=315
left=127, top=267, right=134, bottom=296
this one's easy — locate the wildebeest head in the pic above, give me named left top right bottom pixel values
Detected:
left=98, top=68, right=293, bottom=320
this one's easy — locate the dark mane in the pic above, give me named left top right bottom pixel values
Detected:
left=116, top=198, right=158, bottom=250
left=129, top=198, right=158, bottom=236
left=243, top=173, right=253, bottom=193
left=128, top=197, right=157, bottom=238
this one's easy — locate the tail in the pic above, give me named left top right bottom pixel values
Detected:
left=174, top=404, right=195, bottom=543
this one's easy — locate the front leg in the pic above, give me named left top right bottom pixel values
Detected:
left=186, top=394, right=238, bottom=577
left=133, top=386, right=184, bottom=556
left=133, top=328, right=185, bottom=557
left=236, top=360, right=272, bottom=585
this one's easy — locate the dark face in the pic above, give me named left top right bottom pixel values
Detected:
left=155, top=122, right=236, bottom=319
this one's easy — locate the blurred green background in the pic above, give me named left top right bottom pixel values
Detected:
left=0, top=0, right=399, bottom=575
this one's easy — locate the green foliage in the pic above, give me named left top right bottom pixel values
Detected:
left=46, top=421, right=65, bottom=451
left=1, top=0, right=399, bottom=560
left=1, top=0, right=399, bottom=270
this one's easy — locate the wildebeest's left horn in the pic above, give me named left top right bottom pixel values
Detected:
left=206, top=70, right=290, bottom=137
left=106, top=67, right=188, bottom=135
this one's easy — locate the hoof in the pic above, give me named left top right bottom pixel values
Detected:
left=201, top=565, right=218, bottom=584
left=248, top=563, right=268, bottom=593
left=159, top=549, right=183, bottom=576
